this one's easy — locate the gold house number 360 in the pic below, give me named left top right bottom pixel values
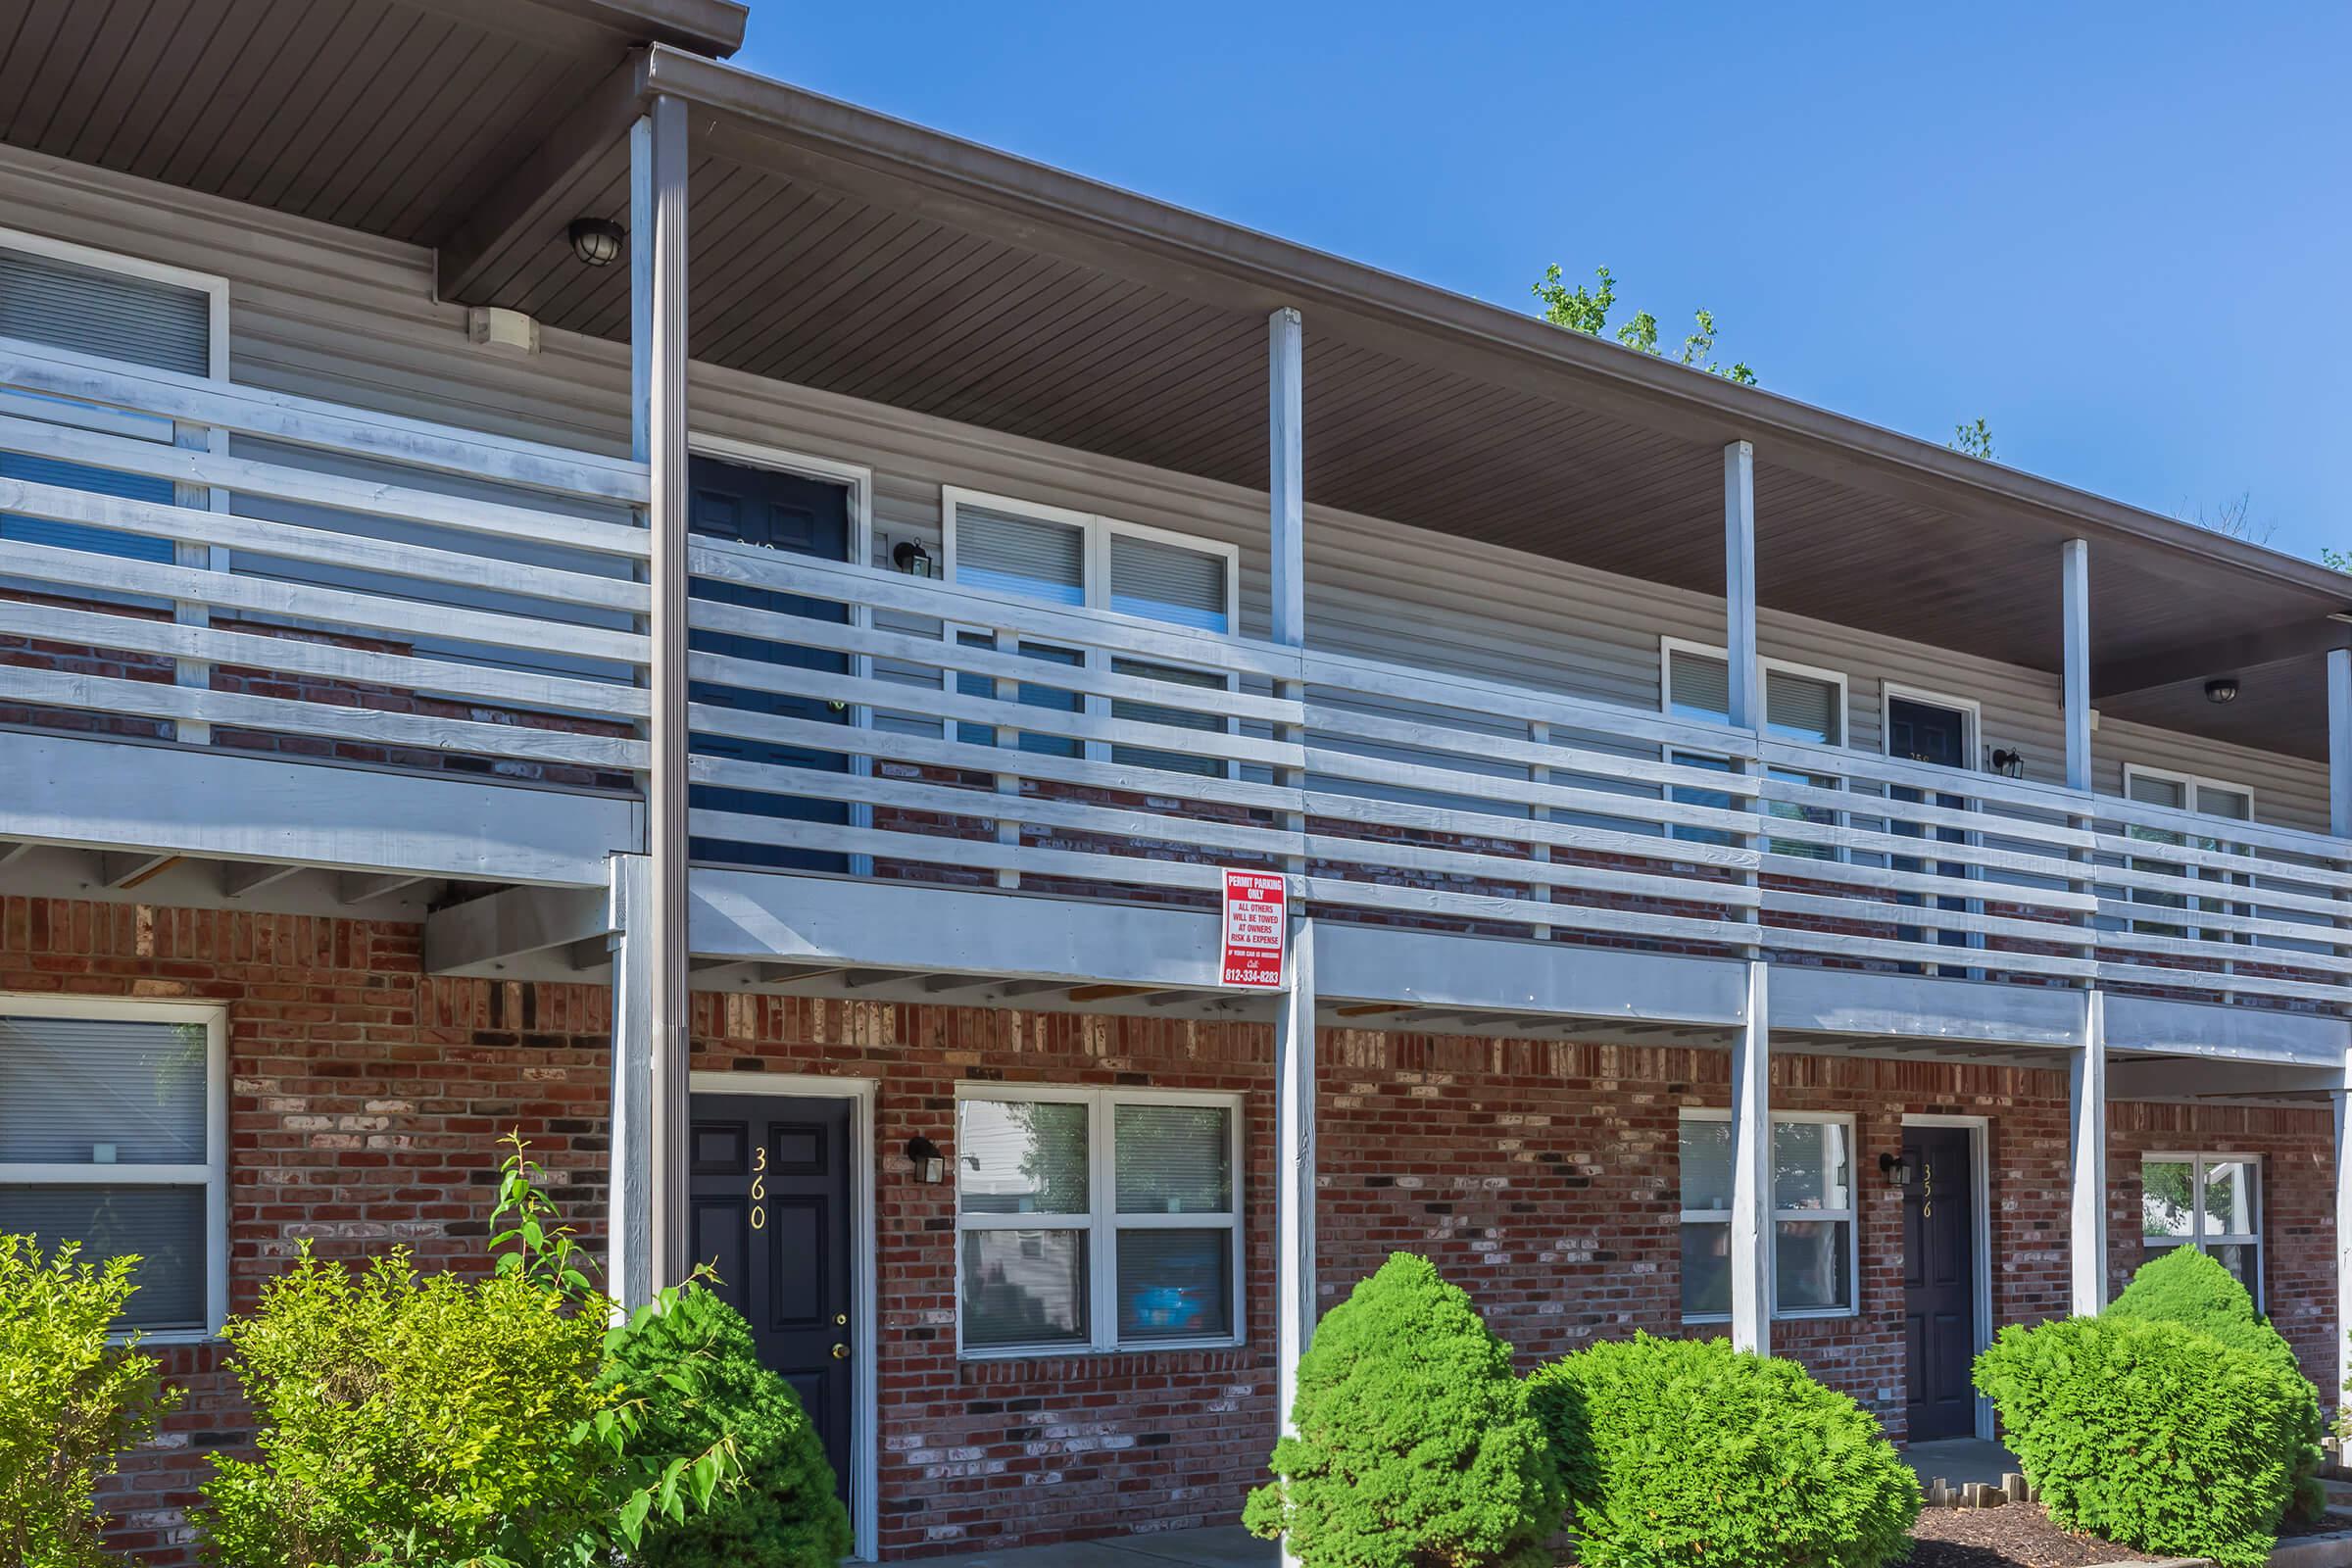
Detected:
left=752, top=1146, right=767, bottom=1231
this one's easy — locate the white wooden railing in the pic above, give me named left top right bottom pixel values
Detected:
left=676, top=549, right=2352, bottom=1010
left=0, top=336, right=651, bottom=787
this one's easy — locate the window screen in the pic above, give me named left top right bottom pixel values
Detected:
left=1668, top=648, right=1732, bottom=723
left=1765, top=669, right=1841, bottom=745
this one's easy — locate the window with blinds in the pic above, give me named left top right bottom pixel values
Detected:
left=955, top=1088, right=1241, bottom=1355
left=0, top=1005, right=221, bottom=1333
left=1109, top=532, right=1227, bottom=632
left=953, top=503, right=1086, bottom=606
left=0, top=242, right=217, bottom=564
left=1664, top=645, right=1842, bottom=745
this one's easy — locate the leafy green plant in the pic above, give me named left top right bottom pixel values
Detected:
left=602, top=1286, right=852, bottom=1567
left=0, top=1235, right=181, bottom=1568
left=200, top=1136, right=747, bottom=1568
left=1975, top=1312, right=2303, bottom=1568
left=2106, top=1246, right=2325, bottom=1519
left=1525, top=1333, right=1917, bottom=1568
left=1533, top=264, right=1757, bottom=385
left=1243, top=1252, right=1559, bottom=1568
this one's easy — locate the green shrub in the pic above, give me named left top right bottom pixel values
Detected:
left=1974, top=1312, right=2303, bottom=1568
left=0, top=1236, right=181, bottom=1568
left=1525, top=1333, right=1918, bottom=1568
left=603, top=1286, right=852, bottom=1568
left=1243, top=1252, right=1559, bottom=1568
left=2107, top=1246, right=2326, bottom=1519
left=199, top=1247, right=619, bottom=1568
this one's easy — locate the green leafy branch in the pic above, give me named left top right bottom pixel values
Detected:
left=1533, top=264, right=1756, bottom=385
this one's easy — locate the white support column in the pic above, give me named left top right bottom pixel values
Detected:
left=1275, top=918, right=1318, bottom=1431
left=633, top=94, right=692, bottom=1290
left=1729, top=959, right=1771, bottom=1353
left=1269, top=308, right=1304, bottom=650
left=2332, top=1049, right=2352, bottom=1401
left=1723, top=441, right=1759, bottom=733
left=606, top=852, right=654, bottom=1306
left=2069, top=991, right=2109, bottom=1315
left=2062, top=539, right=2091, bottom=793
left=2329, top=647, right=2352, bottom=838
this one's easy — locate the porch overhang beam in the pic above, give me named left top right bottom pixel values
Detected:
left=2089, top=617, right=2350, bottom=703
left=424, top=883, right=613, bottom=975
left=435, top=53, right=651, bottom=305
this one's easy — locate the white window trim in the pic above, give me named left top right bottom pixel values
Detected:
left=1679, top=1107, right=1862, bottom=1323
left=1880, top=683, right=1983, bottom=772
left=940, top=487, right=1243, bottom=778
left=0, top=224, right=231, bottom=379
left=2119, top=763, right=2260, bottom=948
left=941, top=486, right=1242, bottom=633
left=1659, top=637, right=1851, bottom=862
left=953, top=1083, right=1246, bottom=1359
left=0, top=994, right=229, bottom=1342
left=2140, top=1151, right=2264, bottom=1310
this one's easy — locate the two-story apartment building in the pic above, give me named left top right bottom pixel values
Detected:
left=2, top=2, right=2349, bottom=1560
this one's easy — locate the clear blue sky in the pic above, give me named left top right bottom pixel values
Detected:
left=734, top=3, right=2350, bottom=564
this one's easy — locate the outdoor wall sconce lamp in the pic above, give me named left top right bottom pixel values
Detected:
left=2205, top=677, right=2240, bottom=705
left=1878, top=1152, right=1914, bottom=1188
left=906, top=1136, right=947, bottom=1184
left=567, top=216, right=626, bottom=268
left=1989, top=747, right=2025, bottom=779
left=893, top=540, right=936, bottom=577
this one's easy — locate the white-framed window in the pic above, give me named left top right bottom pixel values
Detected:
left=1660, top=638, right=1849, bottom=859
left=0, top=227, right=229, bottom=566
left=0, top=997, right=228, bottom=1338
left=942, top=489, right=1243, bottom=777
left=954, top=1085, right=1244, bottom=1356
left=2141, top=1153, right=2262, bottom=1306
left=2121, top=765, right=2255, bottom=943
left=1679, top=1109, right=1860, bottom=1321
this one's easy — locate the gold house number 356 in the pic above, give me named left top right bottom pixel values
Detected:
left=751, top=1145, right=767, bottom=1231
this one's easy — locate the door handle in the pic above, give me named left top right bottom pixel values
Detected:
left=831, top=1343, right=851, bottom=1360
left=835, top=1313, right=848, bottom=1327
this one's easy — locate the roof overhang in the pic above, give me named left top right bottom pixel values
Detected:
left=4, top=9, right=2343, bottom=760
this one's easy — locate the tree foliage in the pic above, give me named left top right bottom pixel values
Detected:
left=1533, top=265, right=1755, bottom=385
left=1526, top=1333, right=1918, bottom=1568
left=1975, top=1311, right=2304, bottom=1568
left=0, top=1235, right=180, bottom=1568
left=1243, top=1252, right=1559, bottom=1567
left=200, top=1136, right=749, bottom=1568
left=1950, top=417, right=1995, bottom=461
left=602, top=1286, right=852, bottom=1568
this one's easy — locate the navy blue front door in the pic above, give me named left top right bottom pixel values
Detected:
left=1902, top=1125, right=1977, bottom=1440
left=1888, top=697, right=1973, bottom=967
left=686, top=457, right=853, bottom=871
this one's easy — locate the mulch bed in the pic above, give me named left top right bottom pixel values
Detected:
left=1906, top=1503, right=2164, bottom=1568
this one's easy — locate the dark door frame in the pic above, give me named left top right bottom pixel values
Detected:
left=689, top=1068, right=878, bottom=1561
left=1901, top=1113, right=1991, bottom=1441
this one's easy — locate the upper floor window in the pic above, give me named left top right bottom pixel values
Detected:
left=0, top=232, right=227, bottom=565
left=944, top=489, right=1236, bottom=633
left=1661, top=639, right=1848, bottom=858
left=955, top=1086, right=1244, bottom=1356
left=2121, top=765, right=2255, bottom=942
left=2141, top=1154, right=2261, bottom=1305
left=0, top=998, right=226, bottom=1337
left=942, top=490, right=1239, bottom=778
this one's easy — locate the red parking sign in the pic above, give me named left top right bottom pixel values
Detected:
left=1220, top=868, right=1288, bottom=989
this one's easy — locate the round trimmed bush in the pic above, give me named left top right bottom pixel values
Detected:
left=1243, top=1252, right=1560, bottom=1568
left=1974, top=1312, right=2303, bottom=1568
left=603, top=1286, right=852, bottom=1568
left=2106, top=1246, right=2325, bottom=1520
left=1525, top=1333, right=1918, bottom=1568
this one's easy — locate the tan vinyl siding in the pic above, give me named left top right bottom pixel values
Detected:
left=3, top=143, right=2328, bottom=837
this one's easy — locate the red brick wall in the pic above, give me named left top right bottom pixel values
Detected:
left=1, top=896, right=2337, bottom=1562
left=0, top=897, right=611, bottom=1564
left=2108, top=1102, right=2338, bottom=1394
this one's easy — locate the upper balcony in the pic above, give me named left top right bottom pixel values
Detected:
left=4, top=324, right=2348, bottom=1029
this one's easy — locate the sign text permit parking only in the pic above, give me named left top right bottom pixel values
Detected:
left=1219, top=868, right=1287, bottom=989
